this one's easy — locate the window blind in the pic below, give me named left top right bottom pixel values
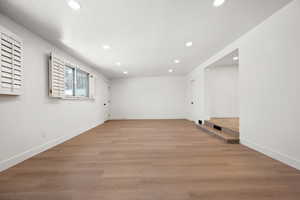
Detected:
left=49, top=53, right=65, bottom=98
left=0, top=26, right=23, bottom=95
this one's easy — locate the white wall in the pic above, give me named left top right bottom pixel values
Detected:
left=111, top=76, right=186, bottom=119
left=0, top=14, right=109, bottom=171
left=205, top=65, right=239, bottom=118
left=187, top=0, right=300, bottom=170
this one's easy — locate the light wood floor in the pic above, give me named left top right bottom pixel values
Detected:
left=210, top=118, right=240, bottom=132
left=0, top=120, right=299, bottom=200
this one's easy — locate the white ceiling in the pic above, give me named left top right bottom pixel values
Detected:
left=0, top=0, right=292, bottom=78
left=208, top=49, right=239, bottom=69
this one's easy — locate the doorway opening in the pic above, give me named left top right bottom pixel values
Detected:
left=199, top=49, right=240, bottom=143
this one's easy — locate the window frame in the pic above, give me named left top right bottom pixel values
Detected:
left=63, top=64, right=91, bottom=100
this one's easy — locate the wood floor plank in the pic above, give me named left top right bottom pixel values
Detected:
left=0, top=119, right=299, bottom=200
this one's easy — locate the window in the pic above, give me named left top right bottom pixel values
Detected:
left=49, top=53, right=95, bottom=99
left=63, top=66, right=89, bottom=98
left=75, top=69, right=89, bottom=97
left=64, top=66, right=75, bottom=96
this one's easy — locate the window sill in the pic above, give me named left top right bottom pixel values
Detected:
left=62, top=96, right=95, bottom=101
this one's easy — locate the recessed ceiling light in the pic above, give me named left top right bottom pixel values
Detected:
left=213, top=0, right=226, bottom=7
left=116, top=62, right=121, bottom=66
left=168, top=69, right=174, bottom=73
left=185, top=41, right=193, bottom=47
left=174, top=59, right=180, bottom=64
left=233, top=56, right=239, bottom=61
left=102, top=45, right=111, bottom=50
left=67, top=0, right=81, bottom=10
left=123, top=71, right=128, bottom=75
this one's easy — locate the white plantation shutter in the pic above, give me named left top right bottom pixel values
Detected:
left=49, top=53, right=65, bottom=98
left=89, top=74, right=95, bottom=99
left=49, top=52, right=96, bottom=100
left=0, top=26, right=23, bottom=95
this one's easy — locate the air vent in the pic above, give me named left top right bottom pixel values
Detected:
left=213, top=125, right=222, bottom=131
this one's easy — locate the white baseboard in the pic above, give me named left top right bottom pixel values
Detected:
left=111, top=114, right=186, bottom=120
left=241, top=139, right=300, bottom=171
left=0, top=121, right=104, bottom=172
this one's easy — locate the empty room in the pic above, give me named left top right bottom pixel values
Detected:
left=0, top=0, right=299, bottom=199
